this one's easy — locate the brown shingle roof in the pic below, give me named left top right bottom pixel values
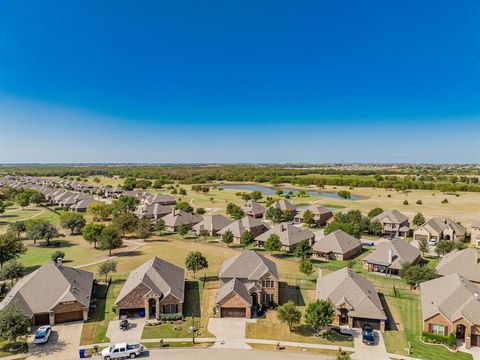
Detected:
left=436, top=248, right=480, bottom=283
left=115, top=257, right=185, bottom=305
left=219, top=250, right=279, bottom=280
left=255, top=223, right=314, bottom=248
left=312, top=230, right=362, bottom=255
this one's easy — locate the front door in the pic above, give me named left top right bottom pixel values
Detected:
left=456, top=324, right=466, bottom=339
left=340, top=309, right=348, bottom=325
left=149, top=298, right=156, bottom=319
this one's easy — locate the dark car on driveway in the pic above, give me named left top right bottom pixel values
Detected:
left=362, top=324, right=375, bottom=345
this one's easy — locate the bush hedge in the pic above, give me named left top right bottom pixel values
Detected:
left=422, top=332, right=456, bottom=348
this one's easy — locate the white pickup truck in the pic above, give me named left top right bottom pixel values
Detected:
left=101, top=343, right=144, bottom=360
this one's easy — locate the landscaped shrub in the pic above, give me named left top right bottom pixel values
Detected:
left=160, top=314, right=183, bottom=321
left=403, top=200, right=409, bottom=205
left=416, top=200, right=422, bottom=205
left=421, top=332, right=456, bottom=348
left=441, top=198, right=449, bottom=204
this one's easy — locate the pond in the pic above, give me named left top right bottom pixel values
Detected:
left=221, top=184, right=366, bottom=201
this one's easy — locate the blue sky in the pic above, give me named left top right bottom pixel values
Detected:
left=0, top=0, right=479, bottom=163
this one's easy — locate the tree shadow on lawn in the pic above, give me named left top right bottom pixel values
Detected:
left=184, top=281, right=201, bottom=317
left=27, top=239, right=75, bottom=248
left=292, top=324, right=315, bottom=337
left=379, top=293, right=398, bottom=331
left=279, top=284, right=306, bottom=306
left=115, top=250, right=143, bottom=258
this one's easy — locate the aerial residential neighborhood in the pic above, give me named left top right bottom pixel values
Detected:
left=0, top=1, right=478, bottom=360
left=0, top=170, right=479, bottom=360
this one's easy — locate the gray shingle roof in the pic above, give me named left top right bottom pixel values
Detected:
left=115, top=257, right=185, bottom=305
left=255, top=223, right=314, bottom=247
left=419, top=218, right=466, bottom=236
left=219, top=250, right=279, bottom=280
left=312, top=230, right=362, bottom=255
left=161, top=210, right=203, bottom=227
left=268, top=199, right=296, bottom=212
left=192, top=214, right=233, bottom=233
left=363, top=238, right=420, bottom=270
left=215, top=278, right=251, bottom=305
left=316, top=268, right=386, bottom=320
left=372, top=210, right=409, bottom=224
left=217, top=216, right=269, bottom=238
left=436, top=248, right=480, bottom=283
left=420, top=273, right=480, bottom=324
left=0, top=263, right=93, bottom=316
left=242, top=201, right=266, bottom=216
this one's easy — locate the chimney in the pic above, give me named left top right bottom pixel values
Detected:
left=388, top=249, right=394, bottom=264
left=56, top=257, right=63, bottom=267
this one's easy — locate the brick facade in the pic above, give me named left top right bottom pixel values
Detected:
left=424, top=313, right=479, bottom=349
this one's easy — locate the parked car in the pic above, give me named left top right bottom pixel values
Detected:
left=428, top=239, right=436, bottom=246
left=34, top=325, right=52, bottom=344
left=362, top=324, right=375, bottom=345
left=101, top=343, right=144, bottom=360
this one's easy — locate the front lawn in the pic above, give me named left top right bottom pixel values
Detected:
left=246, top=311, right=353, bottom=347
left=384, top=291, right=472, bottom=360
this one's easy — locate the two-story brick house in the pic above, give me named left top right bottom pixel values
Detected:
left=372, top=210, right=410, bottom=237
left=214, top=250, right=279, bottom=318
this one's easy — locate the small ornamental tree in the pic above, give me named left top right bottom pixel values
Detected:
left=82, top=223, right=106, bottom=249
left=303, top=209, right=315, bottom=227
left=185, top=251, right=208, bottom=278
left=0, top=304, right=31, bottom=343
left=418, top=238, right=429, bottom=256
left=299, top=258, right=314, bottom=276
left=304, top=300, right=335, bottom=334
left=50, top=250, right=65, bottom=263
left=59, top=212, right=86, bottom=235
left=277, top=300, right=302, bottom=330
left=221, top=230, right=234, bottom=247
left=264, top=234, right=282, bottom=254
left=177, top=223, right=189, bottom=238
left=294, top=240, right=311, bottom=261
left=226, top=203, right=244, bottom=220
left=240, top=230, right=255, bottom=248
left=412, top=212, right=425, bottom=228
left=154, top=218, right=166, bottom=235
left=98, top=260, right=118, bottom=282
left=266, top=207, right=284, bottom=224
left=100, top=225, right=123, bottom=256
left=198, top=229, right=210, bottom=241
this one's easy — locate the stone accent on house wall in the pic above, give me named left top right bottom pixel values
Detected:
left=115, top=283, right=150, bottom=311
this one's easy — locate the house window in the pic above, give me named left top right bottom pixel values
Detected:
left=263, top=293, right=274, bottom=304
left=431, top=324, right=445, bottom=335
left=262, top=278, right=274, bottom=288
left=162, top=304, right=178, bottom=314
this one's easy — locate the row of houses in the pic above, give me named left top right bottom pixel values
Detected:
left=2, top=243, right=480, bottom=348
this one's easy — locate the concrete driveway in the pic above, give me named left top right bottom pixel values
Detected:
left=106, top=319, right=145, bottom=343
left=28, top=322, right=82, bottom=360
left=352, top=329, right=389, bottom=360
left=410, top=239, right=436, bottom=256
left=208, top=318, right=251, bottom=349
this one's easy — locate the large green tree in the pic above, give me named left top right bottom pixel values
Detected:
left=0, top=260, right=25, bottom=286
left=136, top=218, right=152, bottom=240
left=97, top=260, right=118, bottom=282
left=304, top=300, right=335, bottom=334
left=112, top=213, right=139, bottom=236
left=81, top=223, right=106, bottom=249
left=0, top=232, right=26, bottom=269
left=25, top=219, right=60, bottom=245
left=240, top=230, right=255, bottom=248
left=112, top=195, right=140, bottom=215
left=100, top=225, right=123, bottom=256
left=277, top=300, right=302, bottom=330
left=0, top=304, right=31, bottom=343
left=59, top=212, right=86, bottom=235
left=412, top=212, right=426, bottom=228
left=264, top=234, right=282, bottom=254
left=226, top=203, right=244, bottom=220
left=185, top=251, right=208, bottom=278
left=221, top=230, right=233, bottom=247
left=87, top=202, right=113, bottom=221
